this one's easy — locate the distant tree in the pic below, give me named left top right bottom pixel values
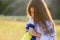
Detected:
left=51, top=0, right=60, bottom=19
left=0, top=0, right=2, bottom=14
left=45, top=0, right=60, bottom=19
left=0, top=0, right=12, bottom=15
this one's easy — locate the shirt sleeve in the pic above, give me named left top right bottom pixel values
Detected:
left=26, top=23, right=35, bottom=31
left=48, top=21, right=56, bottom=40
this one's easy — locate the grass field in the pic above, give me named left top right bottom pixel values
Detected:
left=0, top=16, right=60, bottom=40
left=0, top=20, right=26, bottom=40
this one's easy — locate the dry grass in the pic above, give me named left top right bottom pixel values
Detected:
left=0, top=20, right=60, bottom=40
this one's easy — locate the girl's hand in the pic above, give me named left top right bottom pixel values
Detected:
left=37, top=32, right=41, bottom=39
left=29, top=27, right=41, bottom=38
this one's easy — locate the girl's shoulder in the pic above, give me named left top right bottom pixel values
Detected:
left=26, top=18, right=35, bottom=30
left=27, top=18, right=35, bottom=25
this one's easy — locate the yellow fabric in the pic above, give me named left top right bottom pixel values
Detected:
left=21, top=31, right=32, bottom=40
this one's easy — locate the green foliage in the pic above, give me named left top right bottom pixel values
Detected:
left=0, top=0, right=60, bottom=19
left=3, top=7, right=14, bottom=15
left=55, top=9, right=60, bottom=19
left=0, top=0, right=12, bottom=14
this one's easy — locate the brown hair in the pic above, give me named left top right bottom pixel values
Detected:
left=26, top=0, right=55, bottom=34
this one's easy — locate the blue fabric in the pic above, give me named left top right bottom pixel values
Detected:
left=26, top=23, right=35, bottom=30
left=26, top=24, right=36, bottom=40
left=31, top=36, right=36, bottom=40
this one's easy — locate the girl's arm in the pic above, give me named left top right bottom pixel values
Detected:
left=29, top=27, right=41, bottom=38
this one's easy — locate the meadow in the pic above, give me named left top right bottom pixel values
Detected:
left=0, top=16, right=60, bottom=40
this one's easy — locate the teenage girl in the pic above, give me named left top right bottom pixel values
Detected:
left=26, top=0, right=56, bottom=40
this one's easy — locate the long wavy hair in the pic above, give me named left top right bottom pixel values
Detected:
left=26, top=0, right=55, bottom=34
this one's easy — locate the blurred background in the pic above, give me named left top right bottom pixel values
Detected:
left=0, top=0, right=60, bottom=40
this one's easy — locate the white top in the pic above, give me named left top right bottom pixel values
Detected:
left=28, top=18, right=56, bottom=40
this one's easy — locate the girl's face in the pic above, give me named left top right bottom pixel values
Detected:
left=30, top=7, right=34, bottom=18
left=30, top=7, right=39, bottom=23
